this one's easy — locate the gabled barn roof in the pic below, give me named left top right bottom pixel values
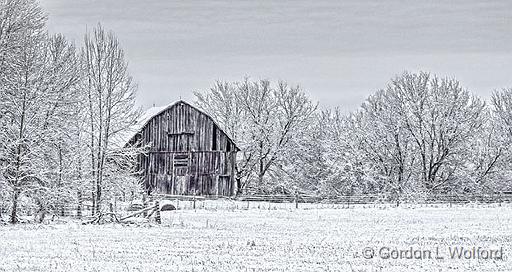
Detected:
left=119, top=100, right=239, bottom=151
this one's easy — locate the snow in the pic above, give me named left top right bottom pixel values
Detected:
left=113, top=100, right=238, bottom=148
left=1, top=204, right=511, bottom=271
left=114, top=102, right=175, bottom=147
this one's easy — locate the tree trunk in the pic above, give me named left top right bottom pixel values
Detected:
left=236, top=177, right=243, bottom=195
left=91, top=192, right=96, bottom=216
left=37, top=203, right=46, bottom=223
left=77, top=190, right=83, bottom=218
left=10, top=190, right=20, bottom=224
left=95, top=180, right=102, bottom=213
left=258, top=154, right=264, bottom=188
left=258, top=174, right=263, bottom=188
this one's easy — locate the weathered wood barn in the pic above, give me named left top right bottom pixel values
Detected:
left=127, top=100, right=239, bottom=196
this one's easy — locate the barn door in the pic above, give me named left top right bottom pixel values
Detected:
left=174, top=176, right=187, bottom=195
left=173, top=153, right=189, bottom=195
left=218, top=176, right=230, bottom=196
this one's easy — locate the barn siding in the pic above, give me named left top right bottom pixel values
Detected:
left=131, top=101, right=238, bottom=196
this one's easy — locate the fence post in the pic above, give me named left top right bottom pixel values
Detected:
left=142, top=192, right=148, bottom=217
left=91, top=192, right=96, bottom=216
left=155, top=200, right=161, bottom=224
left=109, top=203, right=114, bottom=221
left=60, top=203, right=65, bottom=217
left=193, top=196, right=196, bottom=210
left=295, top=191, right=299, bottom=209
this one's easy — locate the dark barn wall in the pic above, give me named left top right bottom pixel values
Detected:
left=131, top=101, right=238, bottom=196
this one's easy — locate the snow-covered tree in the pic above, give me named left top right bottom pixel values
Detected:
left=195, top=79, right=317, bottom=194
left=332, top=72, right=488, bottom=199
left=194, top=82, right=253, bottom=193
left=278, top=112, right=330, bottom=194
left=28, top=34, right=81, bottom=221
left=486, top=88, right=512, bottom=192
left=386, top=72, right=486, bottom=193
left=0, top=0, right=84, bottom=223
left=459, top=108, right=504, bottom=193
left=0, top=0, right=48, bottom=223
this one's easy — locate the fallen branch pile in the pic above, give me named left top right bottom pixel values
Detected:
left=83, top=201, right=163, bottom=225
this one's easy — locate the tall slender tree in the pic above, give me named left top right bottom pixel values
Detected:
left=80, top=24, right=141, bottom=214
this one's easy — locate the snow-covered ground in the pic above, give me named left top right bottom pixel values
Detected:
left=1, top=205, right=511, bottom=271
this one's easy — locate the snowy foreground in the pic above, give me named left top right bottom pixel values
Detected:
left=1, top=205, right=511, bottom=272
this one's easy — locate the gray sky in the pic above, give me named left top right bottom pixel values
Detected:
left=41, top=0, right=512, bottom=111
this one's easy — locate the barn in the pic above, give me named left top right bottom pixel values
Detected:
left=127, top=100, right=239, bottom=197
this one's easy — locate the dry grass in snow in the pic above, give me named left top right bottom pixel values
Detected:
left=0, top=205, right=511, bottom=271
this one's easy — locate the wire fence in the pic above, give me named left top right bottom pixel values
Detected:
left=2, top=192, right=512, bottom=221
left=67, top=192, right=512, bottom=216
left=237, top=193, right=512, bottom=205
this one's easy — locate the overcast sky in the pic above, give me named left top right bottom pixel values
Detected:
left=41, top=0, right=512, bottom=111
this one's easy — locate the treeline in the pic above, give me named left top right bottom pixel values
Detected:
left=0, top=0, right=141, bottom=223
left=195, top=74, right=512, bottom=200
left=2, top=0, right=512, bottom=224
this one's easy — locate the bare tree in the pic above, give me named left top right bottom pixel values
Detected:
left=80, top=24, right=141, bottom=214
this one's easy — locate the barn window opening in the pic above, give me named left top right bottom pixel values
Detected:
left=173, top=153, right=189, bottom=167
left=212, top=125, right=218, bottom=150
left=168, top=131, right=194, bottom=136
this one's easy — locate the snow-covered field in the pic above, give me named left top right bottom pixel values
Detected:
left=1, top=205, right=511, bottom=272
